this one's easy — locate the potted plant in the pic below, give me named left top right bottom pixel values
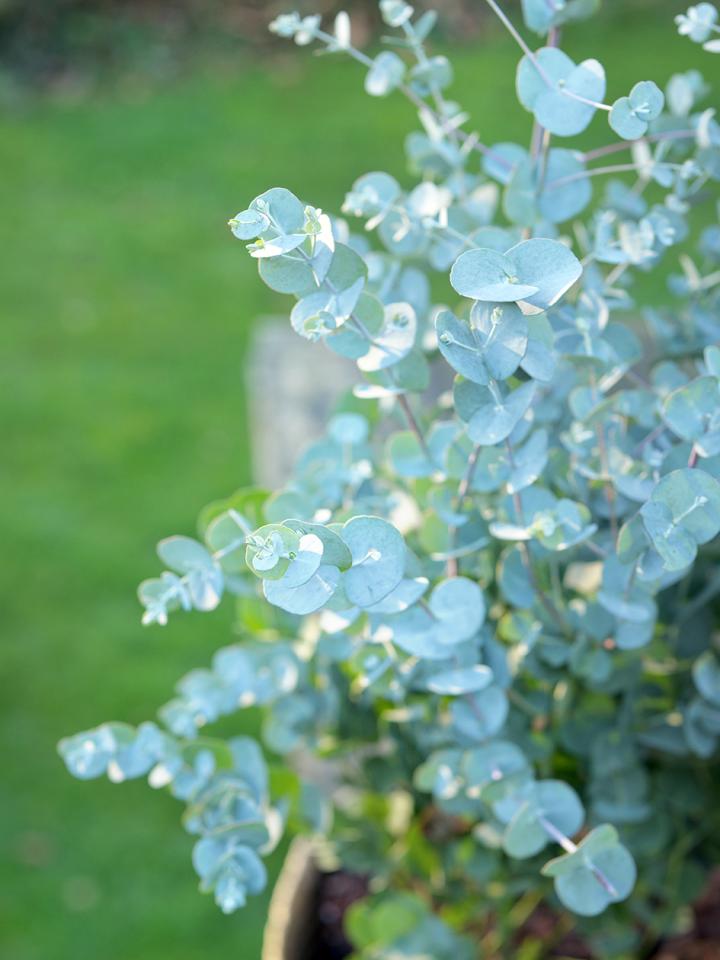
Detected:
left=59, top=2, right=720, bottom=956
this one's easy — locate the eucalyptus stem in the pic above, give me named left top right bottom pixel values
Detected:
left=678, top=570, right=720, bottom=623
left=538, top=816, right=618, bottom=896
left=401, top=19, right=460, bottom=149
left=314, top=25, right=506, bottom=169
left=447, top=443, right=483, bottom=577
left=605, top=261, right=630, bottom=288
left=582, top=129, right=696, bottom=162
left=545, top=161, right=683, bottom=191
left=483, top=0, right=553, bottom=86
left=562, top=89, right=611, bottom=112
left=505, top=439, right=572, bottom=637
left=397, top=393, right=432, bottom=460
left=589, top=370, right=618, bottom=543
left=299, top=211, right=435, bottom=467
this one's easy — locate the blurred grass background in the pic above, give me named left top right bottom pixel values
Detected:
left=1, top=3, right=717, bottom=958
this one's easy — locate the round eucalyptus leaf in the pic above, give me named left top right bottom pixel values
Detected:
left=454, top=377, right=488, bottom=423
left=363, top=346, right=430, bottom=394
left=450, top=685, right=509, bottom=740
left=206, top=511, right=250, bottom=574
left=482, top=142, right=528, bottom=186
left=609, top=98, right=647, bottom=139
left=158, top=536, right=215, bottom=574
left=324, top=242, right=367, bottom=292
left=540, top=149, right=593, bottom=222
left=676, top=3, right=718, bottom=43
left=516, top=47, right=573, bottom=114
left=365, top=51, right=406, bottom=97
left=326, top=291, right=383, bottom=360
left=531, top=498, right=598, bottom=551
left=388, top=430, right=435, bottom=477
left=543, top=827, right=637, bottom=916
left=521, top=314, right=556, bottom=381
left=290, top=291, right=336, bottom=340
left=364, top=577, right=429, bottom=614
left=258, top=252, right=314, bottom=295
left=705, top=344, right=720, bottom=378
left=693, top=651, right=720, bottom=707
left=386, top=606, right=450, bottom=660
left=555, top=842, right=636, bottom=916
left=248, top=232, right=306, bottom=259
left=436, top=310, right=491, bottom=384
left=505, top=238, right=583, bottom=311
left=503, top=780, right=584, bottom=859
left=630, top=80, right=664, bottom=119
left=413, top=749, right=465, bottom=799
left=521, top=0, right=561, bottom=33
left=507, top=429, right=548, bottom=494
left=58, top=723, right=134, bottom=780
left=450, top=248, right=539, bottom=302
left=229, top=209, right=270, bottom=240
left=429, top=577, right=486, bottom=643
left=377, top=207, right=428, bottom=258
left=640, top=499, right=696, bottom=571
left=409, top=55, right=453, bottom=96
left=641, top=468, right=720, bottom=569
left=473, top=226, right=520, bottom=253
left=516, top=47, right=606, bottom=137
left=278, top=533, right=324, bottom=589
left=245, top=524, right=300, bottom=580
left=357, top=302, right=417, bottom=372
left=467, top=381, right=536, bottom=446
left=157, top=536, right=223, bottom=611
left=503, top=157, right=537, bottom=226
left=462, top=741, right=531, bottom=799
left=342, top=516, right=406, bottom=607
left=521, top=0, right=599, bottom=34
left=597, top=586, right=655, bottom=624
left=344, top=171, right=401, bottom=221
left=498, top=545, right=535, bottom=607
left=663, top=376, right=720, bottom=455
left=426, top=665, right=494, bottom=695
left=328, top=413, right=369, bottom=447
left=609, top=81, right=664, bottom=139
left=263, top=563, right=340, bottom=615
left=250, top=187, right=305, bottom=235
left=469, top=301, right=529, bottom=380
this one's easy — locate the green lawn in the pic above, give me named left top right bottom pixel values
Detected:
left=1, top=6, right=716, bottom=958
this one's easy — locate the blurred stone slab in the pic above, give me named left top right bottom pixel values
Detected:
left=247, top=320, right=356, bottom=488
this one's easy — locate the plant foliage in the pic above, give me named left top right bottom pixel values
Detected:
left=60, top=2, right=720, bottom=954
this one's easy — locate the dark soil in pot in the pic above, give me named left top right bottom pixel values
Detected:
left=302, top=871, right=368, bottom=959
left=297, top=868, right=720, bottom=960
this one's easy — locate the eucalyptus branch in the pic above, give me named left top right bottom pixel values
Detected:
left=545, top=161, right=684, bottom=191
left=447, top=442, right=483, bottom=577
left=397, top=392, right=432, bottom=460
left=582, top=129, right=696, bottom=162
left=400, top=19, right=460, bottom=149
left=62, top=1, right=720, bottom=941
left=312, top=24, right=503, bottom=168
left=505, top=439, right=573, bottom=638
left=537, top=816, right=618, bottom=896
left=483, top=0, right=553, bottom=85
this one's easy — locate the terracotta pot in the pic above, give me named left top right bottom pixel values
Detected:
left=262, top=839, right=319, bottom=960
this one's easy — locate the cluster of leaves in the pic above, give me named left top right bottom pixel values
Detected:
left=676, top=4, right=720, bottom=53
left=58, top=723, right=281, bottom=913
left=60, top=1, right=720, bottom=955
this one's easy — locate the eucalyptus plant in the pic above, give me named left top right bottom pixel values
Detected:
left=59, top=2, right=720, bottom=956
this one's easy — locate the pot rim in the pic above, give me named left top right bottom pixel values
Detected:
left=262, top=837, right=319, bottom=960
